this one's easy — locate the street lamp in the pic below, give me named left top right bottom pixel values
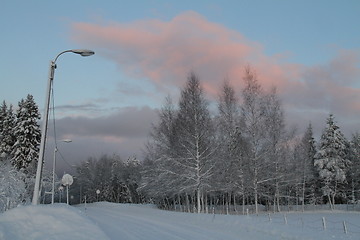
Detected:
left=32, top=49, right=94, bottom=205
left=51, top=139, right=72, bottom=204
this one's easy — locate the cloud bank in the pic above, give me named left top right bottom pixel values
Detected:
left=45, top=106, right=158, bottom=172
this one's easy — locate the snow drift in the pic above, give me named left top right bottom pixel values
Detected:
left=0, top=204, right=109, bottom=240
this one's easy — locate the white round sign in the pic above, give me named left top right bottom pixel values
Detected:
left=96, top=189, right=100, bottom=195
left=62, top=174, right=74, bottom=186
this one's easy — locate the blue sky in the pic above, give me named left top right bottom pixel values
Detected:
left=1, top=0, right=359, bottom=173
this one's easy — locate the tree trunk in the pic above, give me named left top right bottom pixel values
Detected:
left=254, top=177, right=259, bottom=215
left=197, top=188, right=201, bottom=213
left=185, top=193, right=190, bottom=213
left=328, top=194, right=334, bottom=210
left=178, top=194, right=183, bottom=212
left=242, top=194, right=245, bottom=215
left=205, top=193, right=208, bottom=214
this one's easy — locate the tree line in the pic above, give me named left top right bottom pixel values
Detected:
left=72, top=67, right=360, bottom=213
left=138, top=67, right=360, bottom=214
left=1, top=67, right=359, bottom=214
left=0, top=94, right=41, bottom=211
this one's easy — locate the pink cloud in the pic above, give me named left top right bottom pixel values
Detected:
left=71, top=11, right=360, bottom=135
left=71, top=11, right=281, bottom=91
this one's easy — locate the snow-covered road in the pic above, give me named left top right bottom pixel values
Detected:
left=1, top=202, right=359, bottom=240
left=79, top=202, right=360, bottom=240
left=80, top=203, right=274, bottom=240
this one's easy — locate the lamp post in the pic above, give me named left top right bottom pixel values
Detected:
left=32, top=49, right=94, bottom=205
left=51, top=139, right=72, bottom=204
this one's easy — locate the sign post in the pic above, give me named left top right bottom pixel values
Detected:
left=62, top=174, right=74, bottom=205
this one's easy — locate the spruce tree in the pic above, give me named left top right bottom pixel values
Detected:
left=0, top=102, right=16, bottom=160
left=0, top=101, right=7, bottom=158
left=298, top=123, right=319, bottom=207
left=314, top=114, right=349, bottom=209
left=11, top=95, right=41, bottom=172
left=0, top=101, right=6, bottom=137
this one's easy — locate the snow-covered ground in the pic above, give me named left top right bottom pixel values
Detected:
left=0, top=202, right=359, bottom=240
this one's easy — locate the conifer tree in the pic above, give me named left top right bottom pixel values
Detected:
left=0, top=101, right=6, bottom=137
left=11, top=95, right=41, bottom=172
left=0, top=101, right=8, bottom=158
left=0, top=102, right=16, bottom=159
left=314, top=114, right=349, bottom=209
left=298, top=123, right=319, bottom=208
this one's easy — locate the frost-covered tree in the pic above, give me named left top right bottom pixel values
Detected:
left=76, top=155, right=114, bottom=203
left=122, top=157, right=143, bottom=203
left=11, top=94, right=41, bottom=172
left=215, top=80, right=246, bottom=212
left=314, top=114, right=349, bottom=209
left=140, top=95, right=178, bottom=200
left=0, top=101, right=6, bottom=139
left=348, top=133, right=360, bottom=203
left=75, top=155, right=142, bottom=204
left=0, top=102, right=16, bottom=160
left=293, top=123, right=319, bottom=210
left=173, top=72, right=217, bottom=213
left=0, top=160, right=27, bottom=212
left=240, top=66, right=269, bottom=214
left=263, top=87, right=287, bottom=212
left=0, top=101, right=8, bottom=158
left=300, top=124, right=319, bottom=205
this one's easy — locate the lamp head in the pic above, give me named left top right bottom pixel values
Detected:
left=71, top=49, right=95, bottom=57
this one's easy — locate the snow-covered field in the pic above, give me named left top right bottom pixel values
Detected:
left=0, top=202, right=359, bottom=240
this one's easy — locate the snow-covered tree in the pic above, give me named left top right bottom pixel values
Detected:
left=240, top=66, right=269, bottom=214
left=75, top=155, right=143, bottom=204
left=173, top=72, right=217, bottom=213
left=215, top=80, right=246, bottom=213
left=0, top=101, right=6, bottom=139
left=122, top=157, right=143, bottom=203
left=300, top=124, right=319, bottom=205
left=11, top=94, right=41, bottom=172
left=292, top=123, right=319, bottom=210
left=0, top=101, right=8, bottom=158
left=314, top=114, right=349, bottom=209
left=263, top=87, right=287, bottom=212
left=0, top=159, right=27, bottom=212
left=348, top=133, right=360, bottom=203
left=139, top=96, right=179, bottom=201
left=0, top=102, right=16, bottom=160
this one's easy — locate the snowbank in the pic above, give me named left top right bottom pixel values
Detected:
left=0, top=203, right=109, bottom=240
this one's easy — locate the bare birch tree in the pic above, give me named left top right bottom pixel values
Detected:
left=173, top=72, right=217, bottom=213
left=240, top=66, right=269, bottom=214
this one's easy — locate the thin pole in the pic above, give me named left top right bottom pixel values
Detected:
left=51, top=147, right=57, bottom=204
left=67, top=185, right=69, bottom=205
